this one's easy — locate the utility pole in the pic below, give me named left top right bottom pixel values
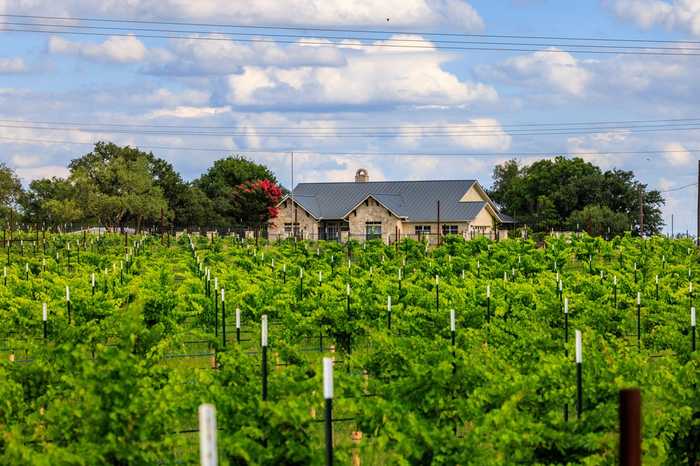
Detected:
left=639, top=186, right=644, bottom=238
left=671, top=214, right=674, bottom=239
left=697, top=160, right=700, bottom=245
left=291, top=151, right=297, bottom=239
left=436, top=200, right=441, bottom=246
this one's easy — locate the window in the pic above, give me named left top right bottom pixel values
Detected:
left=442, top=224, right=458, bottom=235
left=365, top=221, right=382, bottom=240
left=284, top=223, right=300, bottom=233
left=415, top=225, right=431, bottom=235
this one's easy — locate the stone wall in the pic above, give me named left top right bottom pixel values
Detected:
left=268, top=201, right=319, bottom=239
left=347, top=197, right=402, bottom=242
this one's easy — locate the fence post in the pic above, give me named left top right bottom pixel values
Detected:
left=619, top=388, right=641, bottom=466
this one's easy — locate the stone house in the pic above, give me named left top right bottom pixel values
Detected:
left=269, top=169, right=515, bottom=243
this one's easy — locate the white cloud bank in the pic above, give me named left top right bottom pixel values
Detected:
left=0, top=57, right=27, bottom=73
left=609, top=0, right=700, bottom=36
left=0, top=0, right=484, bottom=30
left=477, top=48, right=591, bottom=97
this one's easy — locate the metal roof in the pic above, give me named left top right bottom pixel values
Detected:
left=288, top=179, right=500, bottom=222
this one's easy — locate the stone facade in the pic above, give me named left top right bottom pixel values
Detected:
left=345, top=197, right=403, bottom=242
left=268, top=200, right=319, bottom=239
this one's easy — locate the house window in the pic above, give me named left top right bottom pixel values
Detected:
left=415, top=225, right=431, bottom=235
left=284, top=223, right=300, bottom=233
left=365, top=221, right=382, bottom=240
left=442, top=224, right=458, bottom=235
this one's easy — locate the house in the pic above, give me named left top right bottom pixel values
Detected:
left=269, top=169, right=515, bottom=243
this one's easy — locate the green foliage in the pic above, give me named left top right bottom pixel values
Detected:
left=0, top=232, right=697, bottom=465
left=489, top=157, right=665, bottom=235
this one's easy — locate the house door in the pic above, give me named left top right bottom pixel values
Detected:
left=324, top=223, right=339, bottom=241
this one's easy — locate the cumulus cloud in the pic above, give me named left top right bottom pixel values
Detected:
left=397, top=119, right=512, bottom=151
left=662, top=142, right=692, bottom=166
left=49, top=35, right=149, bottom=64
left=143, top=36, right=348, bottom=75
left=225, top=36, right=498, bottom=109
left=15, top=166, right=70, bottom=183
left=1, top=0, right=484, bottom=30
left=609, top=0, right=700, bottom=36
left=0, top=57, right=27, bottom=73
left=477, top=48, right=591, bottom=97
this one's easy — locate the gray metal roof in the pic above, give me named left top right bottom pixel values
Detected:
left=287, top=179, right=499, bottom=222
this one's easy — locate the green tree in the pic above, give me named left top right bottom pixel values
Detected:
left=70, top=144, right=168, bottom=230
left=195, top=156, right=278, bottom=226
left=21, top=177, right=82, bottom=228
left=567, top=204, right=630, bottom=237
left=488, top=157, right=665, bottom=235
left=0, top=164, right=23, bottom=226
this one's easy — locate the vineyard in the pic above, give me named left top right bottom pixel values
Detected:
left=0, top=231, right=697, bottom=465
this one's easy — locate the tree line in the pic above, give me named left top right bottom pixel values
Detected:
left=1, top=142, right=283, bottom=231
left=0, top=145, right=665, bottom=237
left=488, top=156, right=665, bottom=236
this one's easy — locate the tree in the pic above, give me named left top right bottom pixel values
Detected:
left=195, top=156, right=279, bottom=226
left=488, top=157, right=665, bottom=235
left=0, top=164, right=23, bottom=226
left=69, top=144, right=168, bottom=231
left=230, top=179, right=283, bottom=228
left=21, top=177, right=82, bottom=228
left=567, top=205, right=630, bottom=237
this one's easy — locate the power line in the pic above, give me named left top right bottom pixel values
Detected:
left=2, top=122, right=700, bottom=138
left=1, top=134, right=699, bottom=159
left=3, top=20, right=700, bottom=53
left=2, top=23, right=700, bottom=56
left=3, top=13, right=700, bottom=45
left=659, top=182, right=698, bottom=193
left=1, top=117, right=700, bottom=131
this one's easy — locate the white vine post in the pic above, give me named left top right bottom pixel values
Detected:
left=691, top=307, right=696, bottom=352
left=387, top=295, right=392, bottom=330
left=198, top=403, right=217, bottom=466
left=323, top=357, right=334, bottom=466
left=575, top=330, right=583, bottom=419
left=42, top=302, right=48, bottom=340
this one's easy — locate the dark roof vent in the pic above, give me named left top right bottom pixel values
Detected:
left=355, top=168, right=369, bottom=182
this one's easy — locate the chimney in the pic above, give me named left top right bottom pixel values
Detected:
left=355, top=168, right=369, bottom=183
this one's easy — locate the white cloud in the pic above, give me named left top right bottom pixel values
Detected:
left=143, top=36, right=347, bottom=75
left=662, top=142, right=692, bottom=166
left=397, top=118, right=511, bottom=151
left=11, top=154, right=41, bottom=167
left=609, top=0, right=700, bottom=36
left=2, top=0, right=483, bottom=30
left=146, top=106, right=231, bottom=119
left=0, top=57, right=27, bottom=73
left=478, top=48, right=591, bottom=97
left=49, top=35, right=148, bottom=64
left=226, top=35, right=498, bottom=108
left=15, top=165, right=70, bottom=183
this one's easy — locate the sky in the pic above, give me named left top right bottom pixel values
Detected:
left=1, top=0, right=700, bottom=234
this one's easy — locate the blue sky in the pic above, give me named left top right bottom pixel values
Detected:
left=1, top=0, right=700, bottom=233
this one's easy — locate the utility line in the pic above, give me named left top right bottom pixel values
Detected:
left=3, top=20, right=700, bottom=53
left=2, top=27, right=700, bottom=56
left=659, top=182, right=698, bottom=193
left=1, top=135, right=699, bottom=159
left=1, top=122, right=700, bottom=138
left=3, top=13, right=700, bottom=45
left=1, top=117, right=700, bottom=131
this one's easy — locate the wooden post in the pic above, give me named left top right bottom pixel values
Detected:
left=619, top=388, right=641, bottom=466
left=351, top=431, right=363, bottom=466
